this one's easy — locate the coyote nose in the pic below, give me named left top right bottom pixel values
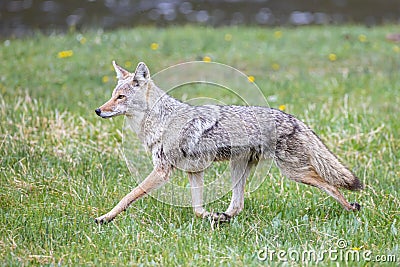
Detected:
left=95, top=108, right=101, bottom=116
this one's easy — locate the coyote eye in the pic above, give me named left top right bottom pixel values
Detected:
left=133, top=80, right=139, bottom=87
left=116, top=95, right=125, bottom=100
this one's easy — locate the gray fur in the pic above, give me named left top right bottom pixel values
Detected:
left=94, top=62, right=362, bottom=224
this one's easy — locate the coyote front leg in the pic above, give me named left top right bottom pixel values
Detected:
left=95, top=168, right=170, bottom=224
left=188, top=171, right=210, bottom=218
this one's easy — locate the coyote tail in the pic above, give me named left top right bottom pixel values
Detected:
left=307, top=131, right=363, bottom=191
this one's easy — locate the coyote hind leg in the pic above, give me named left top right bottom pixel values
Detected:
left=286, top=168, right=360, bottom=211
left=302, top=171, right=360, bottom=211
left=209, top=158, right=255, bottom=223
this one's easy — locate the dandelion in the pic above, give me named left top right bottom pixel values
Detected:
left=80, top=37, right=87, bottom=45
left=150, top=42, right=159, bottom=50
left=102, top=75, right=109, bottom=83
left=328, top=53, right=337, bottom=62
left=76, top=34, right=87, bottom=45
left=272, top=63, right=280, bottom=71
left=224, top=33, right=232, bottom=41
left=247, top=75, right=255, bottom=83
left=274, top=31, right=282, bottom=39
left=393, top=45, right=400, bottom=53
left=358, top=34, right=367, bottom=43
left=278, top=104, right=286, bottom=111
left=125, top=61, right=132, bottom=68
left=203, top=56, right=212, bottom=62
left=57, top=50, right=73, bottom=59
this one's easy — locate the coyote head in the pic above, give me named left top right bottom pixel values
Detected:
left=95, top=61, right=151, bottom=118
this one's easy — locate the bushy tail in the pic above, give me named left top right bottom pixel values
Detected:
left=307, top=132, right=363, bottom=191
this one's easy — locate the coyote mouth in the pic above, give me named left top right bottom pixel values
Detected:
left=99, top=114, right=114, bottom=119
left=95, top=109, right=122, bottom=118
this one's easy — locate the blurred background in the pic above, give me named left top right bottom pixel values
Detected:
left=1, top=0, right=400, bottom=38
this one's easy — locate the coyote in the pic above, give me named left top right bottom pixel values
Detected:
left=94, top=61, right=363, bottom=224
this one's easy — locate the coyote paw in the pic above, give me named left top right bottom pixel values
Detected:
left=94, top=214, right=114, bottom=224
left=208, top=212, right=231, bottom=223
left=350, top=202, right=361, bottom=211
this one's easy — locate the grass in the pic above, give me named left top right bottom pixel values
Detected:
left=0, top=25, right=399, bottom=266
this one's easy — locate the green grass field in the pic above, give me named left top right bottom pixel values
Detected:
left=0, top=25, right=399, bottom=266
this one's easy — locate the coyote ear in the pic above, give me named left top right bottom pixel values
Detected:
left=112, top=60, right=130, bottom=80
left=134, top=62, right=150, bottom=81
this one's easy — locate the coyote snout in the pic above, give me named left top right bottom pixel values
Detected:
left=93, top=61, right=363, bottom=225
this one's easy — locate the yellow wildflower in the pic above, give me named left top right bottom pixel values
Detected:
left=274, top=31, right=282, bottom=39
left=102, top=75, right=109, bottom=83
left=80, top=37, right=87, bottom=45
left=272, top=63, right=280, bottom=71
left=358, top=34, right=367, bottom=43
left=203, top=56, right=212, bottom=62
left=278, top=104, right=286, bottom=111
left=125, top=61, right=132, bottom=68
left=393, top=45, right=400, bottom=53
left=57, top=50, right=73, bottom=59
left=247, top=75, right=255, bottom=83
left=328, top=53, right=337, bottom=62
left=224, top=33, right=232, bottom=41
left=150, top=42, right=159, bottom=50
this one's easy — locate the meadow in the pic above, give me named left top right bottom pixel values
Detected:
left=0, top=25, right=399, bottom=266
